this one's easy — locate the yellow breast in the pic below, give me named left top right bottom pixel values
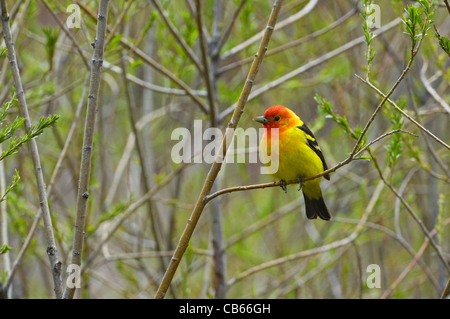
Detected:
left=260, top=127, right=324, bottom=182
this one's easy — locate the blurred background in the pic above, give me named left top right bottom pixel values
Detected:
left=0, top=0, right=449, bottom=298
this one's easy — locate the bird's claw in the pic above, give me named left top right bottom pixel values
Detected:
left=279, top=180, right=288, bottom=194
left=296, top=176, right=305, bottom=191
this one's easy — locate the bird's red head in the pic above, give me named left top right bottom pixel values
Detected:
left=253, top=105, right=299, bottom=132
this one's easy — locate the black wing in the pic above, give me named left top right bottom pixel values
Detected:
left=297, top=124, right=330, bottom=180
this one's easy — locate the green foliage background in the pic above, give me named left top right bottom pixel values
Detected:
left=0, top=0, right=448, bottom=298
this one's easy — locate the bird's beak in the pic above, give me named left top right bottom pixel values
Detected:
left=253, top=116, right=268, bottom=124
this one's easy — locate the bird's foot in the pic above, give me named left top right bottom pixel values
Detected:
left=296, top=176, right=305, bottom=191
left=279, top=179, right=288, bottom=194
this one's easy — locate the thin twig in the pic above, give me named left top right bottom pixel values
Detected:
left=195, top=0, right=216, bottom=125
left=120, top=38, right=209, bottom=113
left=405, top=76, right=450, bottom=179
left=0, top=146, right=11, bottom=298
left=226, top=200, right=299, bottom=249
left=335, top=217, right=442, bottom=294
left=92, top=249, right=212, bottom=270
left=185, top=0, right=210, bottom=41
left=150, top=0, right=204, bottom=73
left=217, top=0, right=247, bottom=52
left=355, top=75, right=450, bottom=150
left=47, top=75, right=89, bottom=197
left=103, top=60, right=207, bottom=96
left=350, top=22, right=426, bottom=157
left=2, top=74, right=87, bottom=292
left=0, top=0, right=31, bottom=88
left=443, top=277, right=450, bottom=299
left=104, top=0, right=133, bottom=46
left=444, top=0, right=450, bottom=14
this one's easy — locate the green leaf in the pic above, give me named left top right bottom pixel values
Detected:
left=434, top=26, right=450, bottom=57
left=42, top=27, right=60, bottom=71
left=0, top=244, right=12, bottom=255
left=0, top=169, right=20, bottom=202
left=0, top=114, right=59, bottom=161
left=108, top=34, right=124, bottom=49
left=0, top=46, right=6, bottom=58
left=354, top=155, right=372, bottom=161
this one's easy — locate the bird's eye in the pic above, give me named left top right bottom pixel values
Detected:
left=274, top=116, right=280, bottom=121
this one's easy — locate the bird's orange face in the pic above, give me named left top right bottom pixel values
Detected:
left=253, top=105, right=299, bottom=133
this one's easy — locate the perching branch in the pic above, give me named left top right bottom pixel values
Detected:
left=62, top=0, right=110, bottom=299
left=204, top=129, right=417, bottom=203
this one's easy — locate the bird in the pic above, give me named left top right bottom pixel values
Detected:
left=253, top=105, right=331, bottom=221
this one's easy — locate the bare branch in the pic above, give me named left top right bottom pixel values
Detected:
left=0, top=0, right=62, bottom=298
left=444, top=0, right=450, bottom=14
left=63, top=0, right=110, bottom=299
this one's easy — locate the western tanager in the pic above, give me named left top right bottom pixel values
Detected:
left=253, top=105, right=331, bottom=221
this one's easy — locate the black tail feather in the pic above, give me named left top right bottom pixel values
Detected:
left=302, top=192, right=331, bottom=221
